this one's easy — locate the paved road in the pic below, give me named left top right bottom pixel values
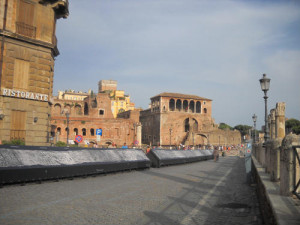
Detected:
left=0, top=156, right=263, bottom=225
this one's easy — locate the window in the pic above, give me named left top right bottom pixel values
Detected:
left=13, top=59, right=29, bottom=91
left=196, top=101, right=201, bottom=113
left=74, top=128, right=78, bottom=135
left=204, top=108, right=207, bottom=113
left=99, top=110, right=104, bottom=115
left=90, top=128, right=95, bottom=136
left=82, top=128, right=86, bottom=136
left=169, top=99, right=175, bottom=111
left=17, top=0, right=36, bottom=38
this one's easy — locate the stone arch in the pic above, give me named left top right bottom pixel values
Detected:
left=176, top=99, right=182, bottom=111
left=189, top=101, right=195, bottom=113
left=169, top=99, right=175, bottom=111
left=196, top=101, right=201, bottom=113
left=183, top=100, right=188, bottom=112
left=54, top=103, right=61, bottom=115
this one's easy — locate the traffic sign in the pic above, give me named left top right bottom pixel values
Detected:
left=96, top=129, right=102, bottom=136
left=96, top=135, right=101, bottom=142
left=75, top=135, right=83, bottom=143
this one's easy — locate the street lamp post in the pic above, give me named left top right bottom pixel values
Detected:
left=169, top=128, right=172, bottom=148
left=259, top=74, right=271, bottom=142
left=252, top=114, right=257, bottom=143
left=66, top=112, right=69, bottom=146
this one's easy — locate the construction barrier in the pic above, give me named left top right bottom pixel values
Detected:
left=147, top=149, right=214, bottom=167
left=0, top=145, right=150, bottom=184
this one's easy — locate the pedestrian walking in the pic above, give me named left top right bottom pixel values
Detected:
left=213, top=147, right=219, bottom=162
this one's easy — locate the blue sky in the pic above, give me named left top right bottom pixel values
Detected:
left=54, top=0, right=300, bottom=129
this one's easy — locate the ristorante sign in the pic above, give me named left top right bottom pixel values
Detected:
left=1, top=88, right=48, bottom=102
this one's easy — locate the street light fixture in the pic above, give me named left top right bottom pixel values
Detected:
left=259, top=74, right=271, bottom=142
left=252, top=114, right=257, bottom=143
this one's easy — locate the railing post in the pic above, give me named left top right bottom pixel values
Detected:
left=280, top=134, right=300, bottom=196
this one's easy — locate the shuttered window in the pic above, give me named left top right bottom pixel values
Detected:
left=13, top=59, right=30, bottom=91
left=10, top=110, right=27, bottom=141
left=16, top=0, right=36, bottom=38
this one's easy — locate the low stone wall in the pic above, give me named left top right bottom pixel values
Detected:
left=0, top=145, right=150, bottom=184
left=147, top=149, right=213, bottom=167
left=252, top=152, right=300, bottom=225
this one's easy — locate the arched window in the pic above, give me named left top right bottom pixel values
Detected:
left=74, top=128, right=78, bottom=135
left=84, top=102, right=89, bottom=115
left=57, top=127, right=61, bottom=135
left=176, top=99, right=182, bottom=111
left=99, top=110, right=104, bottom=115
left=90, top=128, right=95, bottom=136
left=65, top=127, right=69, bottom=133
left=64, top=104, right=71, bottom=114
left=82, top=128, right=86, bottom=136
left=169, top=99, right=175, bottom=111
left=189, top=101, right=195, bottom=113
left=204, top=108, right=207, bottom=113
left=183, top=100, right=188, bottom=112
left=196, top=101, right=201, bottom=113
left=54, top=104, right=61, bottom=115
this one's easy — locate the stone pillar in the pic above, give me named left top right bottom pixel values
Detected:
left=136, top=123, right=142, bottom=147
left=270, top=109, right=276, bottom=140
left=275, top=102, right=285, bottom=139
left=280, top=134, right=300, bottom=196
left=268, top=114, right=272, bottom=140
left=270, top=139, right=281, bottom=181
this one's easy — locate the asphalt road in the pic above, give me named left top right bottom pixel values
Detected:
left=0, top=156, right=263, bottom=225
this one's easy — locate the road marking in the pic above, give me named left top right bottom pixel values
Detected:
left=180, top=167, right=233, bottom=224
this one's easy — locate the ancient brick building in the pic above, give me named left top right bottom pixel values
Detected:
left=51, top=85, right=141, bottom=147
left=0, top=0, right=68, bottom=145
left=140, top=92, right=241, bottom=147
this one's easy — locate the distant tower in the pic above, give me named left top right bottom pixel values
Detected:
left=0, top=0, right=69, bottom=145
left=98, top=80, right=117, bottom=92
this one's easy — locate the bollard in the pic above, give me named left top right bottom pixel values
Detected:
left=245, top=140, right=252, bottom=184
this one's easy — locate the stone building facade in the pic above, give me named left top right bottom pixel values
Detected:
left=51, top=86, right=141, bottom=147
left=0, top=0, right=68, bottom=145
left=140, top=92, right=241, bottom=147
left=98, top=80, right=135, bottom=118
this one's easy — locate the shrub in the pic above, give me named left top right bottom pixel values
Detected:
left=1, top=139, right=25, bottom=145
left=55, top=141, right=67, bottom=147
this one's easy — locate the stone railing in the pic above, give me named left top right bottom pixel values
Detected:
left=252, top=134, right=300, bottom=197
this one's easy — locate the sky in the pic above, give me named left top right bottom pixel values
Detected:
left=54, top=0, right=300, bottom=129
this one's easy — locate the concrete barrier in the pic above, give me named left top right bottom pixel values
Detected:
left=0, top=145, right=150, bottom=184
left=147, top=149, right=214, bottom=168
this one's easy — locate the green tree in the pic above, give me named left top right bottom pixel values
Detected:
left=286, top=118, right=300, bottom=134
left=234, top=124, right=252, bottom=137
left=219, top=123, right=233, bottom=130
